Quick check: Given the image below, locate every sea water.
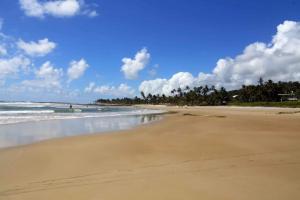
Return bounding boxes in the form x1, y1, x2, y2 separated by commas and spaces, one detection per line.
0, 102, 164, 148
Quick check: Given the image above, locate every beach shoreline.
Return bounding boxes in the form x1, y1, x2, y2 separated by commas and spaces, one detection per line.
1, 106, 300, 199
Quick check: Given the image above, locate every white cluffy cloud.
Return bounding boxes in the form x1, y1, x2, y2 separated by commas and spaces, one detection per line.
22, 61, 63, 90
0, 56, 31, 80
67, 58, 89, 82
0, 18, 90, 100
140, 20, 300, 96
85, 82, 135, 97
121, 48, 150, 80
17, 38, 56, 57
19, 0, 97, 18
0, 45, 7, 56
139, 72, 196, 96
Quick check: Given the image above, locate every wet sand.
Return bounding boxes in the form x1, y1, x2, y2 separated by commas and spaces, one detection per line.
0, 106, 300, 200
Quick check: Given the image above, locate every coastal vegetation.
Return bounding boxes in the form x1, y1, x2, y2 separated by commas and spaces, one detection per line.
96, 79, 300, 107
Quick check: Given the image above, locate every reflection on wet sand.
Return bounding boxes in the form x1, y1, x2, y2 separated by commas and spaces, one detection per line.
0, 114, 162, 149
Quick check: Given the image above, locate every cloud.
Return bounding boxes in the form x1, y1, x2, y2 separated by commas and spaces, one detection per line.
17, 38, 56, 57
35, 61, 62, 79
139, 20, 300, 95
0, 18, 89, 101
40, 0, 80, 17
0, 27, 63, 92
121, 48, 150, 80
0, 56, 31, 81
86, 10, 98, 17
0, 45, 7, 56
0, 24, 33, 85
67, 58, 89, 82
139, 72, 196, 96
84, 82, 95, 92
19, 0, 98, 18
85, 83, 135, 97
21, 61, 63, 90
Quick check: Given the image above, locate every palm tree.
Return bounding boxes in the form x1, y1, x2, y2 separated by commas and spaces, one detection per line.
141, 91, 146, 100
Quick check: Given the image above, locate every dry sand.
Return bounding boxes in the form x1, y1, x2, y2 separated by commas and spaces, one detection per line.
0, 106, 300, 200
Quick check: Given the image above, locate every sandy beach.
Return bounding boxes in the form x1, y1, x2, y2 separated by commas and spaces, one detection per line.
0, 106, 300, 200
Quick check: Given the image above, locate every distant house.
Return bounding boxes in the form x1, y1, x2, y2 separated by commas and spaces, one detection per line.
278, 91, 298, 101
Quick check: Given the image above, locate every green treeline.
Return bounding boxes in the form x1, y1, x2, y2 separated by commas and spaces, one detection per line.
96, 79, 300, 107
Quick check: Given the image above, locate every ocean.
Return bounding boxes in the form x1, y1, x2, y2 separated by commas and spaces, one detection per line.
0, 102, 164, 148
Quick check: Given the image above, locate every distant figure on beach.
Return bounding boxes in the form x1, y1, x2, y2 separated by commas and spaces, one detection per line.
69, 104, 73, 109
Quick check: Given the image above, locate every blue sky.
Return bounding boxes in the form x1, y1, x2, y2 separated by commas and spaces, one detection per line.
0, 0, 300, 102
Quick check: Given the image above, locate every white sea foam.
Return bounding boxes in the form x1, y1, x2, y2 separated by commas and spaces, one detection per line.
0, 109, 164, 125
0, 110, 55, 114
